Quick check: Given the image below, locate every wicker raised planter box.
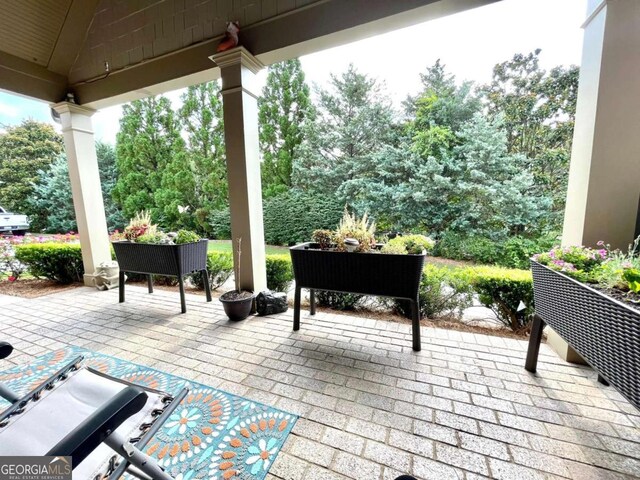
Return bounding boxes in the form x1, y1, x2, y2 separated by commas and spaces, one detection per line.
112, 239, 211, 313
290, 242, 426, 350
526, 260, 640, 410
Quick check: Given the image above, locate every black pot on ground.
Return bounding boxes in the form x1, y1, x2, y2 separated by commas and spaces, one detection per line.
219, 290, 254, 320
526, 260, 640, 411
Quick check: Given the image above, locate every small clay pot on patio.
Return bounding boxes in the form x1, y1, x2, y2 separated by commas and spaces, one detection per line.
219, 290, 254, 321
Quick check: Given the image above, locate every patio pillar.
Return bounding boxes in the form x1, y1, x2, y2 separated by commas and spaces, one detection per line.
562, 0, 640, 250
51, 102, 111, 286
210, 47, 267, 292
553, 0, 640, 363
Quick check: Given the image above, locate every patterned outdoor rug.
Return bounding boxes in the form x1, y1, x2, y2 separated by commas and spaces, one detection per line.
0, 346, 297, 480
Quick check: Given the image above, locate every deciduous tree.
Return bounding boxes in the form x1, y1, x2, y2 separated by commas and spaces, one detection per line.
0, 120, 63, 227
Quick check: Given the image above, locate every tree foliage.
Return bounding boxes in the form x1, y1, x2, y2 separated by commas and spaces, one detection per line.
113, 96, 186, 224
259, 59, 313, 198
29, 142, 124, 233
483, 49, 579, 226
0, 120, 63, 228
293, 64, 394, 201
178, 81, 227, 232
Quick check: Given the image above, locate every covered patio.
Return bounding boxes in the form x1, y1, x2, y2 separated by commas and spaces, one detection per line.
2, 286, 639, 479
1, 0, 640, 478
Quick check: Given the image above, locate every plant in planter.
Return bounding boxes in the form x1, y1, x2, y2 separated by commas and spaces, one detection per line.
112, 213, 211, 313
219, 238, 254, 321
527, 239, 640, 410
292, 211, 433, 351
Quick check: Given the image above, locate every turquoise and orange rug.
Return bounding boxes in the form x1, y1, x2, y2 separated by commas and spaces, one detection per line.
0, 346, 297, 480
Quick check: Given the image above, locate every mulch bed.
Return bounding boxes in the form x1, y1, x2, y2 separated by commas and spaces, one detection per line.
0, 279, 82, 298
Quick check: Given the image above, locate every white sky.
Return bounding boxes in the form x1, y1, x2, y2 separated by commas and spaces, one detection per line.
0, 0, 587, 144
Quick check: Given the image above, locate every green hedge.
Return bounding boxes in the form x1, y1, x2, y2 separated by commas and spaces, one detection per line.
266, 254, 293, 292
263, 191, 344, 245
433, 233, 557, 269
468, 265, 534, 331
191, 253, 293, 292
15, 243, 84, 284
191, 251, 234, 290
207, 192, 343, 245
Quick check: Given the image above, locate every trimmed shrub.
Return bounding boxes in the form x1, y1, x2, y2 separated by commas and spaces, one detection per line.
316, 291, 363, 310
391, 264, 474, 319
263, 191, 344, 245
14, 243, 83, 284
208, 208, 232, 239
467, 266, 534, 331
433, 232, 558, 269
191, 251, 234, 290
266, 254, 293, 292
500, 235, 555, 270
433, 233, 500, 265
207, 192, 343, 245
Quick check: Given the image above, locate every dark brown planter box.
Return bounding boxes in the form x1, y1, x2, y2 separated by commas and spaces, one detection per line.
526, 260, 640, 411
290, 242, 426, 351
112, 239, 211, 313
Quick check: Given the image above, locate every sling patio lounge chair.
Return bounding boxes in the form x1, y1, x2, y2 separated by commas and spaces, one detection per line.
0, 341, 188, 480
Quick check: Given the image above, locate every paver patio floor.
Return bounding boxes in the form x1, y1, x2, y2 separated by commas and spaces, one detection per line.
2, 286, 639, 479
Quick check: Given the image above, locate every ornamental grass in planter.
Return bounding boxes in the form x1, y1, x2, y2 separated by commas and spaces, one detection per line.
290, 210, 433, 351
112, 211, 211, 313
526, 240, 640, 410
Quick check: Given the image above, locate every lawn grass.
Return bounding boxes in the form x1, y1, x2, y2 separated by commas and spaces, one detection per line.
208, 240, 289, 256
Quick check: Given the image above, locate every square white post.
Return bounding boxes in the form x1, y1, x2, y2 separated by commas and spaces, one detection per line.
210, 47, 267, 292
51, 102, 112, 286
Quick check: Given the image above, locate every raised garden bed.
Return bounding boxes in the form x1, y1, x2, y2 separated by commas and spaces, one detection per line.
290, 242, 426, 350
113, 239, 211, 313
526, 260, 640, 410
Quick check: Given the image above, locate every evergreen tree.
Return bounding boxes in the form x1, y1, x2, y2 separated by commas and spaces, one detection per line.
259, 59, 313, 197
178, 81, 227, 233
96, 142, 126, 230
0, 120, 63, 228
113, 96, 185, 222
406, 59, 481, 132
293, 64, 394, 203
346, 114, 550, 237
29, 142, 125, 233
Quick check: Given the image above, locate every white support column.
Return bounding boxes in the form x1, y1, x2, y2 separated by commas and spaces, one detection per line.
562, 0, 640, 250
210, 47, 267, 293
51, 102, 112, 286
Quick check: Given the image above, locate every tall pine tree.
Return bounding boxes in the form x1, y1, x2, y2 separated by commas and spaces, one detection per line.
113, 96, 186, 223
178, 81, 227, 233
258, 59, 313, 197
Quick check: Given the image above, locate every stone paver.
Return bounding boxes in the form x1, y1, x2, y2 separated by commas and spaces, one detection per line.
1, 285, 639, 479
